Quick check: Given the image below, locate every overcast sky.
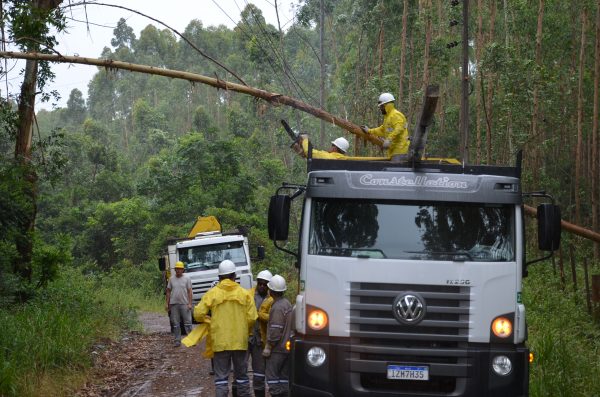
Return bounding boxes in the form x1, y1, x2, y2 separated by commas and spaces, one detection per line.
4, 0, 297, 111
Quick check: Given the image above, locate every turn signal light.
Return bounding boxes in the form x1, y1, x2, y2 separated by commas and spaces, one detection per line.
308, 309, 328, 331
491, 317, 513, 338
529, 352, 534, 363
286, 340, 291, 351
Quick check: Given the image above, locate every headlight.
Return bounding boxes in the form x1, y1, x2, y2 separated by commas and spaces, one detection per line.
492, 355, 512, 376
308, 309, 328, 331
491, 316, 513, 338
306, 346, 327, 367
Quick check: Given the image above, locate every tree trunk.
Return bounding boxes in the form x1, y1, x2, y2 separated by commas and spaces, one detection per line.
422, 0, 432, 92
475, 0, 484, 164
13, 0, 62, 282
378, 20, 384, 80
486, 0, 497, 164
399, 0, 408, 107
593, 0, 600, 258
0, 51, 385, 146
531, 0, 545, 177
503, 0, 513, 163
408, 34, 415, 123
319, 0, 326, 147
575, 9, 587, 226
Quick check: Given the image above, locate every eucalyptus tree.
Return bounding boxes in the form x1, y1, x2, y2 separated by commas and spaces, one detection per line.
0, 0, 65, 291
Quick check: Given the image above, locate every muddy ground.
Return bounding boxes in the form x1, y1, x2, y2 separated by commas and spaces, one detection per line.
76, 312, 217, 396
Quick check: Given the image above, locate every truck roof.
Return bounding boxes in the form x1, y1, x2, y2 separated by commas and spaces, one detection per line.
307, 157, 521, 178
169, 233, 246, 247
305, 156, 523, 204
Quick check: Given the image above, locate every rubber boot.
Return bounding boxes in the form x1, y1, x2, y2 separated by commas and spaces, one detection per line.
253, 389, 265, 397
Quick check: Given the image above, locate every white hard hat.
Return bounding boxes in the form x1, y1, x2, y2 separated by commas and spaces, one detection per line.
267, 274, 287, 292
218, 259, 236, 276
331, 137, 349, 153
377, 92, 395, 106
256, 269, 273, 282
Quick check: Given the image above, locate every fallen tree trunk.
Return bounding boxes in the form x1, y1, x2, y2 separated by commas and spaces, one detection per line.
0, 51, 380, 146
524, 204, 600, 243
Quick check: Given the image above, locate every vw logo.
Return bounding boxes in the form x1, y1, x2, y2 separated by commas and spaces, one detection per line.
392, 293, 426, 325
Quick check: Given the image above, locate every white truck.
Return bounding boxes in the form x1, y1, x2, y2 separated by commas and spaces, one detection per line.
159, 216, 262, 305
268, 91, 561, 396
268, 156, 561, 397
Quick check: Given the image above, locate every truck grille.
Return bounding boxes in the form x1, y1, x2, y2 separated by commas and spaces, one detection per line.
190, 277, 243, 302
349, 282, 471, 394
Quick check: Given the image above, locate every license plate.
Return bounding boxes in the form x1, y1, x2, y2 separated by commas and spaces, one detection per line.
386, 365, 429, 381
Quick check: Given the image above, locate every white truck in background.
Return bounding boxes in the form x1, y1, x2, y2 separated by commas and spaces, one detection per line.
158, 216, 263, 305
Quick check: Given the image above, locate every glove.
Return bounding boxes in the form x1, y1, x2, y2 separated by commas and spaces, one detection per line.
291, 141, 304, 156
360, 125, 370, 134
262, 344, 272, 358
382, 139, 391, 149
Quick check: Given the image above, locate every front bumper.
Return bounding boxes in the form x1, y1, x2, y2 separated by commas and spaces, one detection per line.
290, 336, 529, 397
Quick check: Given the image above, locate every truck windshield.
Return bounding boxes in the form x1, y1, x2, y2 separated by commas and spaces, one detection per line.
178, 241, 247, 272
309, 199, 515, 261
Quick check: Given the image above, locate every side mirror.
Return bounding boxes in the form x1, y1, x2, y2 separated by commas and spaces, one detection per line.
158, 257, 166, 271
256, 245, 266, 261
537, 203, 561, 251
268, 195, 291, 241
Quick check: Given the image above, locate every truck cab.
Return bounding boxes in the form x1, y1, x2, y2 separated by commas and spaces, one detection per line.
268, 158, 560, 397
159, 216, 261, 305
171, 231, 254, 304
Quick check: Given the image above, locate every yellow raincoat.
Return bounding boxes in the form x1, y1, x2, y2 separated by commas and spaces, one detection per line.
194, 278, 257, 352
249, 286, 274, 348
181, 321, 214, 358
257, 295, 273, 347
302, 138, 347, 159
368, 102, 409, 157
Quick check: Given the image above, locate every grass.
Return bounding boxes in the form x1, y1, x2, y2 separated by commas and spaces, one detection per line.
525, 263, 600, 397
0, 262, 164, 396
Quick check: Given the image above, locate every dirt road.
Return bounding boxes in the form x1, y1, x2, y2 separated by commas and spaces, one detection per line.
77, 312, 217, 396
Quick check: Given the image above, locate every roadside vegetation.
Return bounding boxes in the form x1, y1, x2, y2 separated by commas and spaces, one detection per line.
526, 262, 600, 396
0, 263, 162, 396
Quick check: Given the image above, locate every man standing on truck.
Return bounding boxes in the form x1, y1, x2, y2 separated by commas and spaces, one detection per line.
249, 270, 274, 397
165, 261, 193, 347
262, 275, 293, 397
361, 92, 409, 160
194, 259, 257, 397
292, 135, 349, 159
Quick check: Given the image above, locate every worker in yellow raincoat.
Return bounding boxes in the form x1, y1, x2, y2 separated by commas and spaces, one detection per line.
194, 260, 257, 397
361, 92, 409, 160
248, 270, 274, 397
292, 135, 349, 159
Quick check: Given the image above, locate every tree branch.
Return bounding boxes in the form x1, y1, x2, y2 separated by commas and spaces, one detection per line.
0, 50, 379, 145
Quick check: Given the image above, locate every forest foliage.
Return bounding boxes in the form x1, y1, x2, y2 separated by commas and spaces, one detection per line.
0, 0, 599, 396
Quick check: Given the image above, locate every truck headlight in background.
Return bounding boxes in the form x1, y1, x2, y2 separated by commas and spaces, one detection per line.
308, 309, 328, 331
491, 316, 513, 338
492, 355, 512, 376
306, 346, 327, 367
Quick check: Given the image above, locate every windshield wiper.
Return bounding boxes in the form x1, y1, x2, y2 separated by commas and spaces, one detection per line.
405, 250, 473, 261
318, 247, 386, 258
